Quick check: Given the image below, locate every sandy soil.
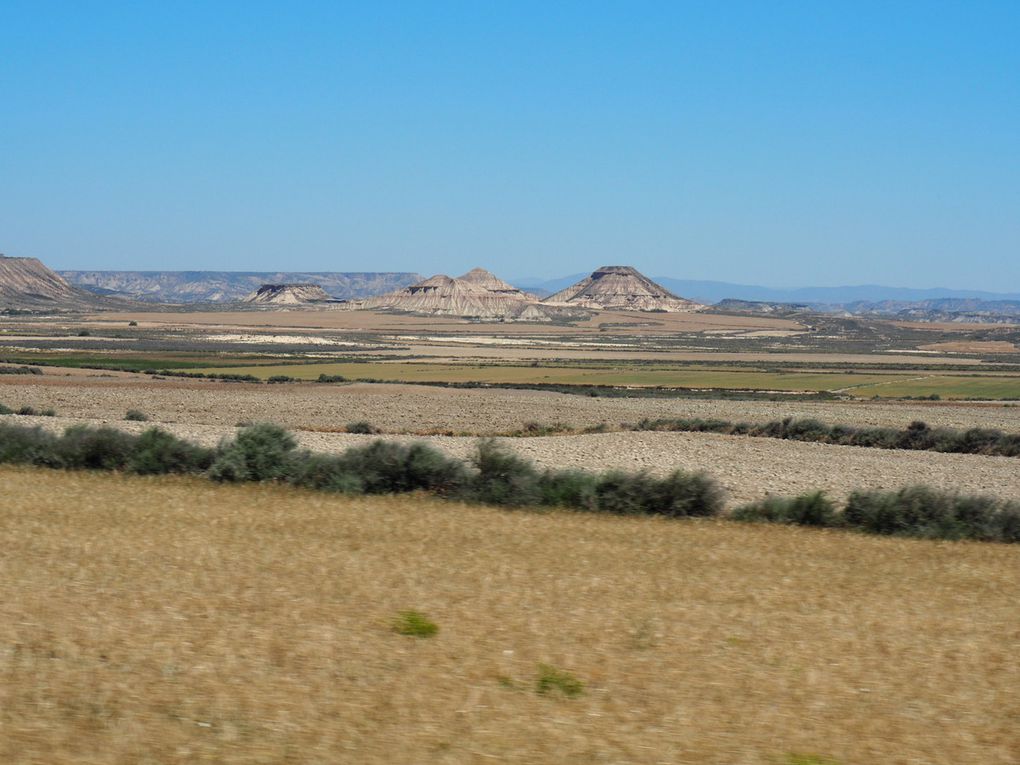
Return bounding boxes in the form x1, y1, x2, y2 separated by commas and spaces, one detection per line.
4, 376, 1020, 433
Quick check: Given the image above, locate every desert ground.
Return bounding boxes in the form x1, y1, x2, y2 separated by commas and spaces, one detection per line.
2, 467, 1017, 765
2, 306, 1019, 764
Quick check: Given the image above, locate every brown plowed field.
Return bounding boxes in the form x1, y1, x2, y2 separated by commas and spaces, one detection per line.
3, 375, 1020, 433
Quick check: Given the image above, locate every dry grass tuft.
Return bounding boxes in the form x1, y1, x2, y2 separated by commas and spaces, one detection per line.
1, 466, 1017, 764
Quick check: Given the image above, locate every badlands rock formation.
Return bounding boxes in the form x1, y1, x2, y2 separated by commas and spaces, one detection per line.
0, 254, 97, 309
544, 265, 703, 312
354, 268, 551, 319
61, 270, 422, 303
242, 284, 334, 305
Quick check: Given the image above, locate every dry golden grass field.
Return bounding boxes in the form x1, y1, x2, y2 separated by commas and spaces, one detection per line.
1, 467, 1017, 764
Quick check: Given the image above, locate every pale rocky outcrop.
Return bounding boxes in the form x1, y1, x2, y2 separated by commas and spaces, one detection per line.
352, 268, 551, 319
544, 265, 703, 312
0, 254, 99, 309
242, 284, 334, 305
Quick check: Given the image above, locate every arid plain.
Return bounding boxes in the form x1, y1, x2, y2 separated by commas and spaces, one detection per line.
2, 303, 1020, 764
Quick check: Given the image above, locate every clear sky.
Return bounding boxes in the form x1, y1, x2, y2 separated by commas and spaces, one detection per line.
1, 1, 1018, 288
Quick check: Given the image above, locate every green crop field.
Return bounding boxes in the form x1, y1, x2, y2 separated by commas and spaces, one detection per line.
847, 375, 1020, 400
199, 361, 894, 389
197, 361, 1020, 399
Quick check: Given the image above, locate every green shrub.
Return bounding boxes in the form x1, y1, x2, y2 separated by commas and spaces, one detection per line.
538, 469, 599, 510
209, 423, 298, 482
127, 428, 215, 475
0, 422, 62, 466
469, 439, 542, 506
0, 403, 11, 415
843, 486, 1019, 542
535, 664, 584, 697
393, 610, 438, 638
346, 421, 380, 434
267, 375, 297, 384
332, 440, 469, 495
286, 452, 364, 493
124, 409, 149, 422
732, 492, 837, 526
54, 425, 137, 470
594, 469, 722, 517
16, 406, 36, 416
317, 374, 348, 383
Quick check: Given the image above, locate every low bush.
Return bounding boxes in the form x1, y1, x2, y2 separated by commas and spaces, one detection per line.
469, 439, 543, 507
54, 425, 137, 470
0, 422, 62, 466
127, 428, 215, 475
267, 375, 297, 384
322, 440, 469, 495
732, 492, 837, 526
209, 423, 298, 482
346, 421, 380, 435
535, 664, 584, 697
735, 486, 1019, 543
0, 403, 12, 415
124, 409, 149, 422
317, 374, 348, 383
392, 610, 438, 638
595, 469, 723, 518
631, 415, 1020, 459
843, 487, 1020, 542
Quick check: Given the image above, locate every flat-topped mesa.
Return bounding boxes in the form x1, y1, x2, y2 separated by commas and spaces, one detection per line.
543, 265, 703, 312
242, 283, 333, 305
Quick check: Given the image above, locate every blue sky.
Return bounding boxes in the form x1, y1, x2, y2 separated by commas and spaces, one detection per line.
1, 1, 1018, 288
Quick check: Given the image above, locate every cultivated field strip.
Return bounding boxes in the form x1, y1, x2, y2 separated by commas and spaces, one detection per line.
3, 377, 1020, 433
1, 467, 1017, 764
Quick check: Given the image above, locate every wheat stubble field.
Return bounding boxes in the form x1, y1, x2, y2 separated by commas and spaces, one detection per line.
1, 467, 1017, 765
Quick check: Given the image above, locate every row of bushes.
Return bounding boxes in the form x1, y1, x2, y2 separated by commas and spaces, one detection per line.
0, 365, 44, 376
145, 370, 263, 383
0, 404, 56, 417
635, 416, 1020, 458
1, 420, 1015, 543
733, 488, 1020, 543
0, 421, 723, 518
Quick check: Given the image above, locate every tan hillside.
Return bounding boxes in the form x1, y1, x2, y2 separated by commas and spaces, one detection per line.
352, 268, 556, 319
0, 254, 82, 307
544, 265, 703, 312
457, 267, 537, 300
241, 283, 333, 305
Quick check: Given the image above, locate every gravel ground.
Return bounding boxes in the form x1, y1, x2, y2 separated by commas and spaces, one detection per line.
10, 413, 1020, 509
3, 376, 1020, 433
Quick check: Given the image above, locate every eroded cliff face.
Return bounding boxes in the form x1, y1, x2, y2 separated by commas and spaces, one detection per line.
59, 271, 423, 303
353, 268, 559, 319
241, 284, 334, 305
544, 266, 703, 312
0, 255, 87, 308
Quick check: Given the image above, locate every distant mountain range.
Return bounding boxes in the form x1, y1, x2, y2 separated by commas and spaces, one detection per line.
514, 275, 1020, 306
60, 271, 423, 303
